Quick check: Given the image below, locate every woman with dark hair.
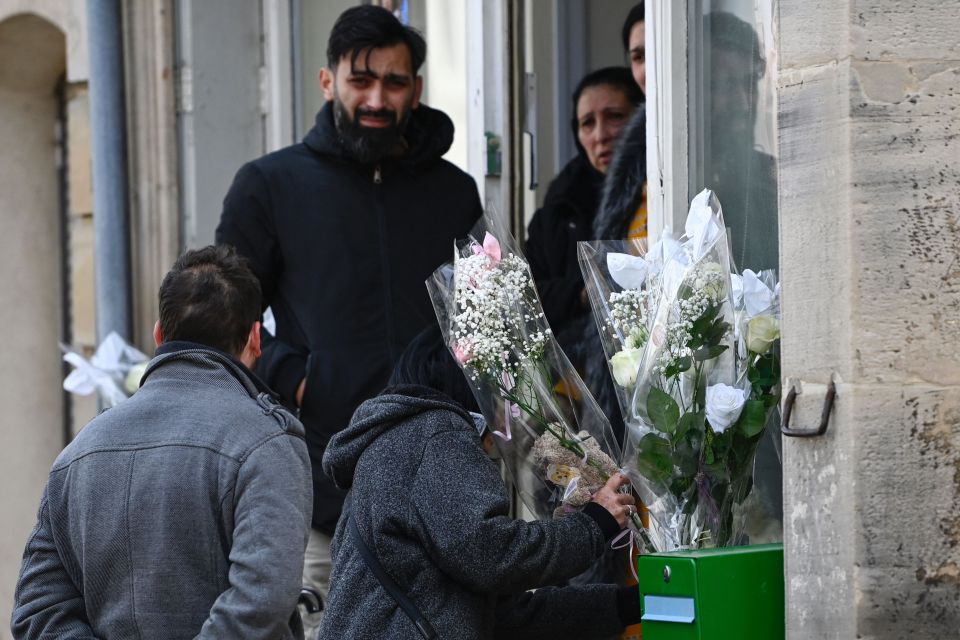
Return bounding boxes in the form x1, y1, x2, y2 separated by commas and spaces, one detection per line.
525, 67, 642, 375
317, 326, 641, 639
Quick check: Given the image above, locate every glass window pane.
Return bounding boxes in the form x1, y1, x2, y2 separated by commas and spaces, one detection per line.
690, 1, 778, 273
689, 0, 782, 544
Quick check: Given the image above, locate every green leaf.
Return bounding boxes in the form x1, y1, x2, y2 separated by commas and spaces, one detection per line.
762, 392, 781, 410
674, 411, 703, 443
691, 304, 721, 335
647, 387, 680, 435
736, 399, 768, 437
663, 356, 692, 379
705, 461, 730, 484
674, 438, 700, 476
749, 353, 780, 392
636, 433, 673, 484
704, 318, 732, 344
705, 446, 715, 464
693, 344, 729, 362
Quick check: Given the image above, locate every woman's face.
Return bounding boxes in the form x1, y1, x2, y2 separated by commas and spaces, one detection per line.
576, 84, 634, 174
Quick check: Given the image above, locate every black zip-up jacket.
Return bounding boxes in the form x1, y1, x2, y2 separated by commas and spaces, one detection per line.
217, 102, 482, 532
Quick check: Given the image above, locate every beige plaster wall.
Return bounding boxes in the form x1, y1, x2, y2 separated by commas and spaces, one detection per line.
0, 12, 68, 635
779, 0, 960, 636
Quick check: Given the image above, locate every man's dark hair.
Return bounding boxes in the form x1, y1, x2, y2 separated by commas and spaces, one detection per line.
570, 66, 643, 147
326, 5, 427, 75
158, 245, 262, 355
707, 11, 766, 78
388, 325, 480, 413
621, 2, 644, 52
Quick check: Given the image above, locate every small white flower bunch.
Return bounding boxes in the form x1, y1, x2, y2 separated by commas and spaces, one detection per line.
451, 233, 550, 383
607, 288, 655, 348
653, 261, 727, 376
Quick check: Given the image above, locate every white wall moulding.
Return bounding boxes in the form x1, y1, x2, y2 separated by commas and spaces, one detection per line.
124, 0, 180, 352
645, 0, 688, 236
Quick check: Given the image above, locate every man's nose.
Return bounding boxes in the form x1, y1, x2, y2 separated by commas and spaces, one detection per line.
365, 84, 385, 110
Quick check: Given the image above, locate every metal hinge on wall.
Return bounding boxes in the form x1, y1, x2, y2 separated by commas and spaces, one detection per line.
781, 379, 837, 438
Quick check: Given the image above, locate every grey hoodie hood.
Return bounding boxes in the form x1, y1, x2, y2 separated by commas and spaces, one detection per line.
322, 384, 474, 491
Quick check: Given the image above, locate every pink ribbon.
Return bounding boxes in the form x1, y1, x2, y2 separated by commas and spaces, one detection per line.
472, 232, 502, 264
494, 399, 520, 441
610, 528, 639, 583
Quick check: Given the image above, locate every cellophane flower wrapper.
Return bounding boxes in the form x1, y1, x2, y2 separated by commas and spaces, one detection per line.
427, 214, 623, 522
604, 189, 781, 551
579, 238, 668, 426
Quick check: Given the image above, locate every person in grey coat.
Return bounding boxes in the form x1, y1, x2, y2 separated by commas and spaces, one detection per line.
11, 246, 313, 640
318, 327, 640, 639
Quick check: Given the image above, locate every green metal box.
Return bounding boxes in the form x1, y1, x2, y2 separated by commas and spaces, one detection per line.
638, 543, 784, 639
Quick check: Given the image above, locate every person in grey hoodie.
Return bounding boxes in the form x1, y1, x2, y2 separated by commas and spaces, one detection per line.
11, 246, 313, 639
318, 327, 641, 639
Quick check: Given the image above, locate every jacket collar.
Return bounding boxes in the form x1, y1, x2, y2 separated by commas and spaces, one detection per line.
145, 341, 276, 400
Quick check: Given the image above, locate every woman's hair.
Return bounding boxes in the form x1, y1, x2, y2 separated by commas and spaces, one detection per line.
621, 2, 645, 53
388, 325, 480, 413
570, 66, 643, 155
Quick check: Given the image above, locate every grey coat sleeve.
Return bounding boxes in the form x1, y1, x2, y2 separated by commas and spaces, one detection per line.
409, 428, 608, 595
11, 492, 99, 639
195, 432, 312, 639
494, 584, 627, 640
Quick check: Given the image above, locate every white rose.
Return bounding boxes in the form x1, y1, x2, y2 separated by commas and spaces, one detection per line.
123, 362, 149, 395
705, 383, 747, 433
610, 348, 644, 388
746, 315, 780, 354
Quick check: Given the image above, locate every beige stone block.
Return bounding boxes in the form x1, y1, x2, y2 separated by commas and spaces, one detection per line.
852, 383, 960, 633
851, 0, 960, 62
786, 382, 960, 636
70, 215, 96, 348
778, 61, 856, 382
67, 88, 93, 217
846, 65, 960, 385
784, 381, 858, 638
0, 0, 88, 82
778, 0, 851, 69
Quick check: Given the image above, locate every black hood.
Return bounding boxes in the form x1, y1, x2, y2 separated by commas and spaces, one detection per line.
303, 101, 455, 168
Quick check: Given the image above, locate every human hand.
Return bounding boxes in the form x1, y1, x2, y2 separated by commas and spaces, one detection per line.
296, 378, 306, 408
590, 473, 637, 529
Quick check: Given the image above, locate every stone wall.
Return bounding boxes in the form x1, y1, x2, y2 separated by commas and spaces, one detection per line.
779, 1, 960, 636
0, 9, 70, 636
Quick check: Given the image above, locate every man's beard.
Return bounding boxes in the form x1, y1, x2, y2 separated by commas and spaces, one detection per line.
333, 98, 411, 165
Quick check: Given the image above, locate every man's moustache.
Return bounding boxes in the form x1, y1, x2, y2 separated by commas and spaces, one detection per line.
354, 108, 396, 125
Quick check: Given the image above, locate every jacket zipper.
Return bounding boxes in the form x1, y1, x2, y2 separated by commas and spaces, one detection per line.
372, 168, 397, 362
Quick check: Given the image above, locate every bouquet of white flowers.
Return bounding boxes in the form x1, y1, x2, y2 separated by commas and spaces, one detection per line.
61, 332, 149, 407
580, 190, 781, 551
428, 215, 624, 521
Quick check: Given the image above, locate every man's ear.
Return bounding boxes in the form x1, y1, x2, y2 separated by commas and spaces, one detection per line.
238, 321, 262, 369
412, 75, 423, 109
320, 67, 336, 102
247, 321, 262, 360
153, 320, 163, 348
